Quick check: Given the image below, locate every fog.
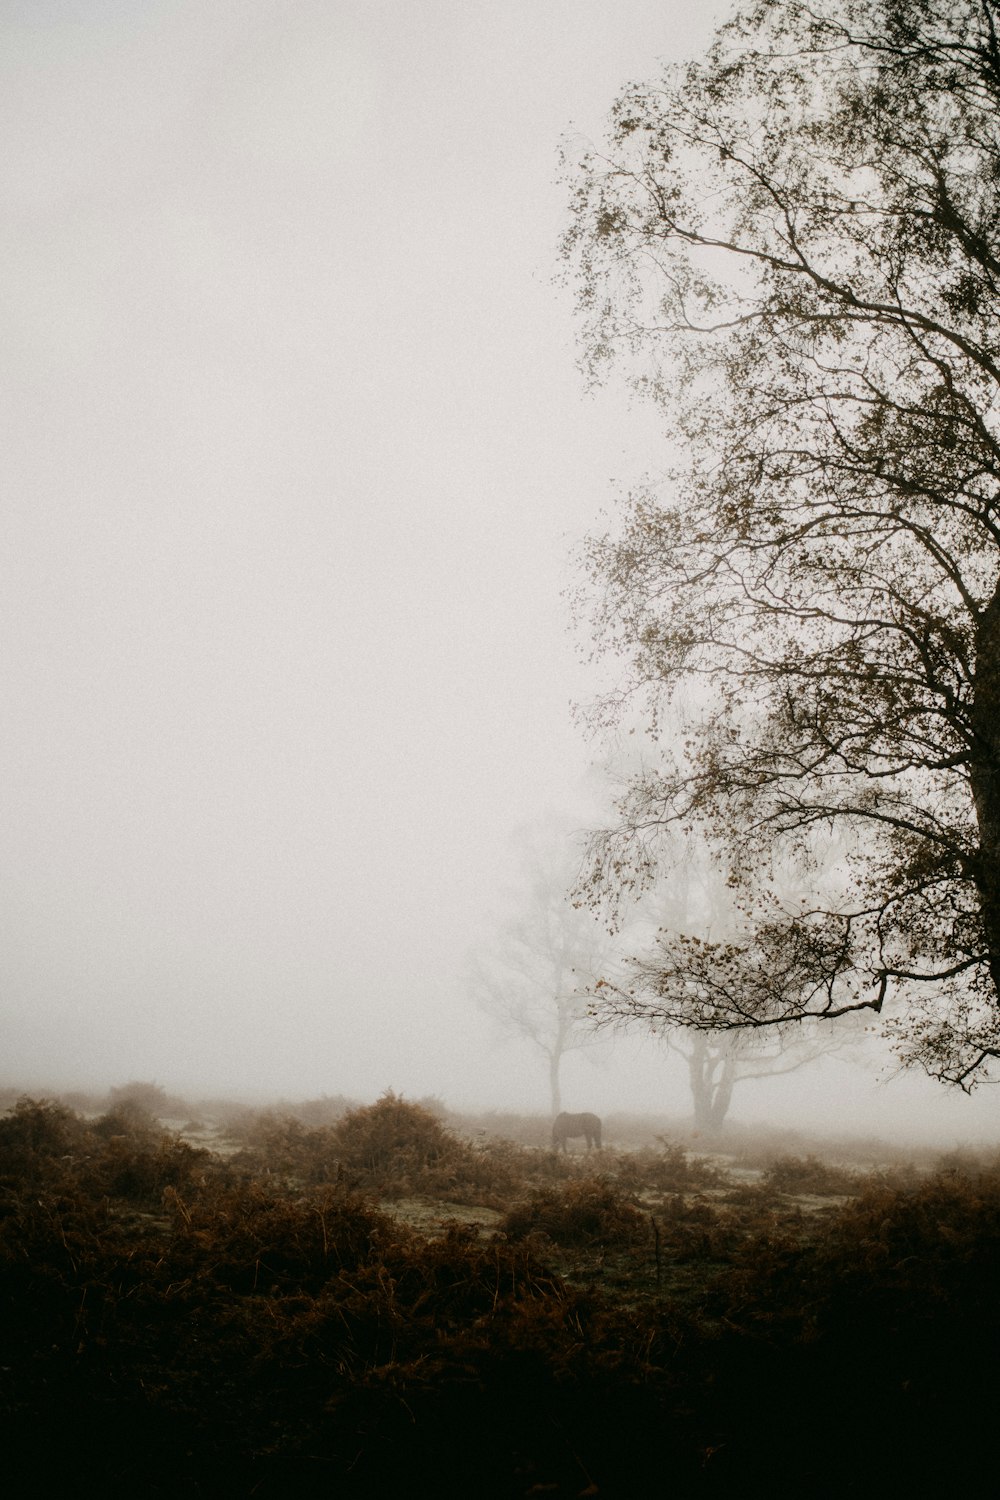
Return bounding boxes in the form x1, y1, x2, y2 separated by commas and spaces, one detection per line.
2, 0, 999, 1146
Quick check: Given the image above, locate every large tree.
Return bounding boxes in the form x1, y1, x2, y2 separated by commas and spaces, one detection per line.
563, 0, 1000, 1087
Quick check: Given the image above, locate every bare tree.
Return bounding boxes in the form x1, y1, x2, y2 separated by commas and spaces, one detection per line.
598, 818, 857, 1130
667, 1023, 859, 1133
562, 0, 1000, 1088
469, 822, 621, 1115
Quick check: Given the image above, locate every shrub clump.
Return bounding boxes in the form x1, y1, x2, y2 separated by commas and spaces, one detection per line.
499, 1177, 648, 1247
226, 1094, 518, 1205
331, 1092, 516, 1203
0, 1095, 210, 1206
229, 1113, 342, 1184
762, 1154, 858, 1197
613, 1139, 722, 1195
82, 1133, 210, 1202
333, 1092, 451, 1176
0, 1097, 86, 1173
106, 1080, 176, 1117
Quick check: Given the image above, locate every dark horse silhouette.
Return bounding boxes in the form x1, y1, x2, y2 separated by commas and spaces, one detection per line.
551, 1111, 602, 1152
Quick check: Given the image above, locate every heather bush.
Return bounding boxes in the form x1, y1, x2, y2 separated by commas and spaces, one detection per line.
229, 1113, 343, 1184
499, 1177, 648, 1247
613, 1139, 722, 1196
83, 1133, 210, 1202
0, 1097, 85, 1171
762, 1154, 858, 1197
332, 1092, 451, 1175
91, 1099, 161, 1140
331, 1092, 516, 1203
106, 1080, 175, 1116
224, 1094, 518, 1205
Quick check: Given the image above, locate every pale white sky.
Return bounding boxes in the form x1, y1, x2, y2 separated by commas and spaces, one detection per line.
2, 0, 999, 1143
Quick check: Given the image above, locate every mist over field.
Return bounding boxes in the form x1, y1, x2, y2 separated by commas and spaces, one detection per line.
7, 7, 1000, 1498
3, 0, 999, 1151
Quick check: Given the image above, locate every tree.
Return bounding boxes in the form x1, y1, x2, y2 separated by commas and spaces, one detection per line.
671, 1026, 847, 1134
469, 822, 622, 1115
597, 812, 859, 1129
562, 0, 1000, 1088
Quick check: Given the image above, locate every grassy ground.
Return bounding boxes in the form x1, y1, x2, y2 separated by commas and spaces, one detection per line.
2, 1089, 999, 1497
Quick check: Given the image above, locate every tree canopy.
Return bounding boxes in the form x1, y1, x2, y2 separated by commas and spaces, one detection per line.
562, 0, 1000, 1087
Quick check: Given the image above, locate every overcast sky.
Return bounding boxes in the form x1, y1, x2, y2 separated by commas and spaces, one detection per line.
3, 0, 999, 1142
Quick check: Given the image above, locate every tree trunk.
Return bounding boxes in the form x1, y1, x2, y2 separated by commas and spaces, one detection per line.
687, 1036, 736, 1135
705, 1057, 735, 1134
548, 1049, 562, 1118
972, 588, 1000, 1000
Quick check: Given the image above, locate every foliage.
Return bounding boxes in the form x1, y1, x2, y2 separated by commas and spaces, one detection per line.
762, 1153, 859, 1196
614, 1137, 722, 1193
0, 1096, 86, 1170
0, 1094, 211, 1205
228, 1112, 344, 1184
331, 1091, 513, 1202
228, 1093, 520, 1205
333, 1091, 450, 1175
107, 1080, 175, 1116
499, 1176, 649, 1246
3, 1094, 1000, 1494
563, 0, 1000, 1088
91, 1098, 161, 1139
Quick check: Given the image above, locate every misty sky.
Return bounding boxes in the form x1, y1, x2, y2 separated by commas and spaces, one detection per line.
3, 0, 999, 1141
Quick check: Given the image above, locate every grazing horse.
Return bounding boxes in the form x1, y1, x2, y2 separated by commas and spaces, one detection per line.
551, 1111, 602, 1152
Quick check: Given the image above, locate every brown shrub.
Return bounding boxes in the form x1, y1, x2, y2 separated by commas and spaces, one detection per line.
82, 1134, 211, 1202
225, 1094, 517, 1206
106, 1080, 176, 1117
163, 1180, 399, 1293
91, 1099, 161, 1141
331, 1092, 516, 1204
0, 1095, 214, 1209
612, 1139, 722, 1196
499, 1177, 648, 1247
229, 1113, 343, 1184
0, 1097, 86, 1171
762, 1154, 858, 1197
825, 1164, 1000, 1275
333, 1092, 449, 1176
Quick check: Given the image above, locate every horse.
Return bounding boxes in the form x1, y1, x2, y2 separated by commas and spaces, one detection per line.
551, 1111, 602, 1152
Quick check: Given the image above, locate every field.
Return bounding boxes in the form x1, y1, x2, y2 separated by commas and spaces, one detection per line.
2, 1088, 999, 1497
